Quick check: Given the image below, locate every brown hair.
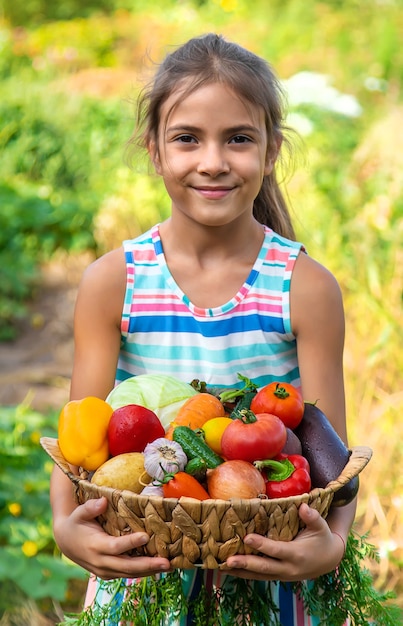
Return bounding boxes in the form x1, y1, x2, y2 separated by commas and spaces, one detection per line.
128, 33, 296, 240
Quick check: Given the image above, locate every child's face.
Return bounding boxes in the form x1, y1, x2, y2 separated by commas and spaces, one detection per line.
149, 81, 275, 228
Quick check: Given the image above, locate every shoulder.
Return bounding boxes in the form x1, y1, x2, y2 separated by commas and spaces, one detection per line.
81, 247, 126, 289
76, 247, 127, 323
290, 252, 344, 337
293, 252, 342, 299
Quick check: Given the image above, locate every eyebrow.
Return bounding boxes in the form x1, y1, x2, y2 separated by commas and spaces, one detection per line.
166, 124, 261, 134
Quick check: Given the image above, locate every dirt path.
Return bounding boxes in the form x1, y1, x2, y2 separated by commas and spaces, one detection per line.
0, 256, 92, 412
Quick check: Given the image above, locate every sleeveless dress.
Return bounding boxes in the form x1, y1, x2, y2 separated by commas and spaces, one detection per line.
84, 224, 347, 625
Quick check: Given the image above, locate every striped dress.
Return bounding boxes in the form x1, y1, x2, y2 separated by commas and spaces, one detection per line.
116, 224, 301, 388
84, 223, 346, 625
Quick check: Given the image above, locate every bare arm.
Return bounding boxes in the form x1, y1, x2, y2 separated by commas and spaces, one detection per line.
70, 248, 126, 400
226, 252, 355, 580
290, 251, 356, 551
51, 248, 124, 526
50, 248, 171, 578
291, 252, 347, 441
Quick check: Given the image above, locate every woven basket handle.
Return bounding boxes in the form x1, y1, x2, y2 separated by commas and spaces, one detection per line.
325, 445, 372, 492
40, 436, 81, 484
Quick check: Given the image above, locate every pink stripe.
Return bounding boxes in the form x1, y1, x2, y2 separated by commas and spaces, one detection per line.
215, 570, 223, 587
239, 302, 283, 314
285, 255, 298, 271
192, 305, 207, 316
129, 294, 184, 304
132, 248, 157, 261
205, 569, 214, 593
295, 589, 306, 625
129, 300, 283, 315
130, 302, 190, 313
265, 248, 293, 262
246, 292, 283, 302
130, 292, 179, 300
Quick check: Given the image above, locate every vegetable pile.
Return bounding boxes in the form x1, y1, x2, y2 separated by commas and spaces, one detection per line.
54, 377, 400, 626
57, 373, 357, 505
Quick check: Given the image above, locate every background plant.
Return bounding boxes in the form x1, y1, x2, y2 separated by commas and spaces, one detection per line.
0, 399, 87, 620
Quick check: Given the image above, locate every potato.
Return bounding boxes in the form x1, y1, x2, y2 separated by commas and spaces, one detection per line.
91, 452, 151, 493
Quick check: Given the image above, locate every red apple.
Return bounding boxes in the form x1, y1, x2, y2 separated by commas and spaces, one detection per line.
107, 404, 164, 457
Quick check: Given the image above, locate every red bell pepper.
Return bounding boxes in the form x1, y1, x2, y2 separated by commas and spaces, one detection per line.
254, 453, 311, 498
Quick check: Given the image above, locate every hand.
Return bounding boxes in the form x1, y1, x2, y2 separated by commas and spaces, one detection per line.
224, 503, 345, 581
54, 497, 171, 579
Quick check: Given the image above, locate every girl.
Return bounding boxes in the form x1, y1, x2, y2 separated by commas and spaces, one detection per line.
50, 33, 354, 624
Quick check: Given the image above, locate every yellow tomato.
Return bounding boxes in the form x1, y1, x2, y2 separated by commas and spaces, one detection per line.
202, 417, 233, 455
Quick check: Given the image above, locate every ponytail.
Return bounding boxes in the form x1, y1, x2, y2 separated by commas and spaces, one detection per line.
253, 172, 295, 240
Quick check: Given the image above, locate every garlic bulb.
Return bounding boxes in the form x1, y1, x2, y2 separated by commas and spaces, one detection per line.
143, 438, 187, 481
141, 482, 164, 497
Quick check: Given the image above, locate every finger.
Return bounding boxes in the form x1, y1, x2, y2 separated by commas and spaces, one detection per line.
242, 533, 287, 560
73, 496, 108, 522
221, 567, 278, 581
91, 525, 172, 576
94, 552, 172, 579
103, 530, 151, 557
298, 502, 322, 528
225, 534, 282, 569
100, 555, 172, 579
224, 552, 287, 579
71, 498, 172, 578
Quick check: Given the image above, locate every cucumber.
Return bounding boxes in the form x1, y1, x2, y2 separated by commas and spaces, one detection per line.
172, 426, 224, 469
184, 457, 208, 483
185, 457, 208, 475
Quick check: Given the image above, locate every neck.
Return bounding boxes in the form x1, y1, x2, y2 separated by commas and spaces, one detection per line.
159, 215, 264, 266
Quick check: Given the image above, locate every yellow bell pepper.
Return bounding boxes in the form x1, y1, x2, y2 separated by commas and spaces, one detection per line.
58, 396, 114, 470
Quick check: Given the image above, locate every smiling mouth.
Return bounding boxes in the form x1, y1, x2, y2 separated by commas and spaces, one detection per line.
193, 186, 234, 199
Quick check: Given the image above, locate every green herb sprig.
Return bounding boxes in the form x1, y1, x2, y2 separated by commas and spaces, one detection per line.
295, 531, 401, 626
59, 531, 402, 626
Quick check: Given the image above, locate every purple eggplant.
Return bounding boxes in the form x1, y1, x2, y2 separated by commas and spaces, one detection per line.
294, 402, 358, 506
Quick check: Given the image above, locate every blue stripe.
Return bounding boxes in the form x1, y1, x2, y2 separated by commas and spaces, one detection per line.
115, 361, 301, 390
154, 237, 163, 255
279, 582, 295, 626
128, 313, 285, 336
246, 267, 259, 285
124, 340, 295, 362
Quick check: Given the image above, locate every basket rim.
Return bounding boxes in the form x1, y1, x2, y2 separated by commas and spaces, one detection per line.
40, 436, 372, 508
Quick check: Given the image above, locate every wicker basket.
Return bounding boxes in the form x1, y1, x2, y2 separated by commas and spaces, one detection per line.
41, 437, 372, 569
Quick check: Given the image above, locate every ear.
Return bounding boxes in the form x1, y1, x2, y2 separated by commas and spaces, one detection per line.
148, 139, 162, 175
264, 134, 283, 175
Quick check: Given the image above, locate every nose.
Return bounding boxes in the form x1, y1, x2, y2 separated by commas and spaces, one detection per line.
196, 142, 230, 177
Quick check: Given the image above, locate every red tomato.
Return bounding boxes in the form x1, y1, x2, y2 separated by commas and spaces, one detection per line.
250, 382, 304, 430
108, 404, 165, 456
162, 472, 210, 500
220, 411, 287, 462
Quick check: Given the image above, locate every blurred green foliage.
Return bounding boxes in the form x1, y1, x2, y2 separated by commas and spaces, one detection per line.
0, 402, 87, 614
2, 0, 118, 26
0, 79, 133, 338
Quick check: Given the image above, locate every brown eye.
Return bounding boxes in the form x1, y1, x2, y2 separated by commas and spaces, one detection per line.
177, 134, 196, 143
230, 135, 252, 144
